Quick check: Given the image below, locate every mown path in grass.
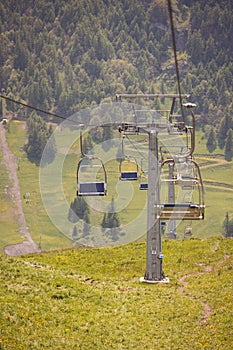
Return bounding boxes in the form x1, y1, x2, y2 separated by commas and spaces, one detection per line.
178, 268, 212, 326
197, 155, 233, 191
203, 180, 233, 191
177, 239, 231, 327
0, 124, 40, 256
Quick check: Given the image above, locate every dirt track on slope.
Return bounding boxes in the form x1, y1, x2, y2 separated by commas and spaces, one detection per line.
0, 123, 40, 256
178, 240, 231, 326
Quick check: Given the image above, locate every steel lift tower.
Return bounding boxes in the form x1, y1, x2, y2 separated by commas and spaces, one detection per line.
116, 93, 205, 283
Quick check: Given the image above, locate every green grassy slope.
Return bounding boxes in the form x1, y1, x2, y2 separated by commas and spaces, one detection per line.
0, 237, 232, 349
0, 121, 71, 252
0, 121, 233, 251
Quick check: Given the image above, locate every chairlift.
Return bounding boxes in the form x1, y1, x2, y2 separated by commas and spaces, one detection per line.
119, 156, 139, 180
139, 159, 148, 190
158, 203, 203, 220
139, 175, 148, 189
76, 130, 107, 196
118, 134, 139, 181
77, 156, 107, 196
158, 158, 205, 220
139, 183, 148, 190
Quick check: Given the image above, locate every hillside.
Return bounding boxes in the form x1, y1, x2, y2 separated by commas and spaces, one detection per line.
0, 0, 232, 127
0, 2, 233, 348
0, 237, 232, 349
0, 118, 233, 253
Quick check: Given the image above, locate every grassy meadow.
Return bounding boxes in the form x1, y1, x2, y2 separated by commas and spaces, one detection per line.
0, 121, 232, 251
0, 121, 71, 252
0, 121, 233, 349
0, 236, 232, 349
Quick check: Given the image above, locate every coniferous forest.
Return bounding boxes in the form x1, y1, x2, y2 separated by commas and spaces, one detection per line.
0, 0, 232, 129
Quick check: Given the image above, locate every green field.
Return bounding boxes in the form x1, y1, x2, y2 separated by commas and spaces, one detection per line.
0, 237, 232, 349
0, 121, 233, 251
0, 121, 233, 349
0, 121, 71, 252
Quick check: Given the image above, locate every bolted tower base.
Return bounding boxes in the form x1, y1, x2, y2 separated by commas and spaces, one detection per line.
139, 276, 169, 284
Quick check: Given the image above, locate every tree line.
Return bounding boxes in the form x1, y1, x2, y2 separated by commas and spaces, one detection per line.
206, 115, 233, 161
0, 0, 232, 129
25, 112, 56, 164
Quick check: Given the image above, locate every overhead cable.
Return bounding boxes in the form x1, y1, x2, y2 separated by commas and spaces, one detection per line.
167, 0, 185, 120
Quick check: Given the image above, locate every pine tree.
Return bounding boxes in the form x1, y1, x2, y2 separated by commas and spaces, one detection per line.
68, 197, 90, 223
83, 211, 91, 237
102, 125, 113, 151
116, 140, 124, 162
83, 132, 93, 154
25, 112, 55, 164
41, 124, 56, 165
68, 201, 78, 223
206, 127, 217, 153
223, 212, 233, 237
218, 115, 232, 149
101, 198, 120, 230
224, 129, 233, 161
101, 213, 108, 230
102, 125, 113, 142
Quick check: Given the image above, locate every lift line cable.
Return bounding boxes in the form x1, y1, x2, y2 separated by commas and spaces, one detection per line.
1, 92, 180, 134
0, 94, 115, 128
0, 93, 67, 121
167, 0, 185, 121
1, 93, 179, 138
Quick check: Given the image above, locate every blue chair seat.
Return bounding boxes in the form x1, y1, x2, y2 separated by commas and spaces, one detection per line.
77, 182, 106, 196
139, 183, 148, 190
120, 171, 138, 180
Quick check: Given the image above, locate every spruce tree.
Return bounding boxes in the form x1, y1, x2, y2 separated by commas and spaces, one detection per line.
116, 141, 124, 162
223, 212, 233, 237
206, 127, 217, 153
41, 124, 56, 165
83, 211, 91, 237
83, 132, 93, 154
25, 112, 55, 164
102, 125, 113, 151
224, 129, 233, 161
218, 115, 232, 149
101, 198, 120, 230
68, 197, 90, 223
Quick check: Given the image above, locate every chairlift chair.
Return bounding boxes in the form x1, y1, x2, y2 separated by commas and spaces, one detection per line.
139, 163, 148, 190
118, 134, 139, 181
139, 183, 148, 190
159, 158, 205, 220
76, 130, 107, 196
119, 156, 139, 180
77, 156, 107, 196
